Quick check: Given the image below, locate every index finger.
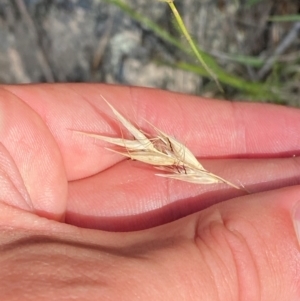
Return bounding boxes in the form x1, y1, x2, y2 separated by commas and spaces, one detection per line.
4, 83, 300, 181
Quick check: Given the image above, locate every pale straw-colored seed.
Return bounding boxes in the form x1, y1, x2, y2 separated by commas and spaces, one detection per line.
76, 95, 241, 190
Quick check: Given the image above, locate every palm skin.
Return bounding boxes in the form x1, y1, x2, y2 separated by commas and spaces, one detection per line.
0, 83, 299, 300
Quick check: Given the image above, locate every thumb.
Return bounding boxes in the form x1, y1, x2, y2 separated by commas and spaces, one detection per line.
194, 186, 300, 300
0, 88, 67, 220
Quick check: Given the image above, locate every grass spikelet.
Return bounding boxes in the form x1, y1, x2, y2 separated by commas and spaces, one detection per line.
76, 95, 241, 190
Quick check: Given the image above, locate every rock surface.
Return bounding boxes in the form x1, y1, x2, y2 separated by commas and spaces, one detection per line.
0, 0, 299, 104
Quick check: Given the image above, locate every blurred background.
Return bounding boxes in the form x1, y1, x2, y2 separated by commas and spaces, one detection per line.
0, 0, 299, 105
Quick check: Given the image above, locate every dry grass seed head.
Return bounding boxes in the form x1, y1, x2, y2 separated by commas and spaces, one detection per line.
76, 95, 241, 190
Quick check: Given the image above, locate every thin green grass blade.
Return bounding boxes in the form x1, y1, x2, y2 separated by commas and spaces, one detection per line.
174, 61, 280, 100
162, 0, 223, 92
211, 53, 264, 67
103, 0, 282, 101
268, 15, 300, 22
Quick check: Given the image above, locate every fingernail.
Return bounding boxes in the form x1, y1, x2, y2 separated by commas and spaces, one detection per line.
292, 201, 300, 246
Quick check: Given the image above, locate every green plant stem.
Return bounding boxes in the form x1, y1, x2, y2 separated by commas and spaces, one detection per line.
162, 0, 222, 91
175, 61, 276, 99
268, 15, 300, 22
103, 0, 280, 100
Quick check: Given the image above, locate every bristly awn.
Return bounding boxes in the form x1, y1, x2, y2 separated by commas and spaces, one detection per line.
75, 95, 242, 190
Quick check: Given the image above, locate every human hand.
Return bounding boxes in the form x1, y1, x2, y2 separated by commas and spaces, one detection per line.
0, 84, 299, 300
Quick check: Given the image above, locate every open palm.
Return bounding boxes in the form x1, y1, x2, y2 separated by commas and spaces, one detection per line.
0, 84, 299, 300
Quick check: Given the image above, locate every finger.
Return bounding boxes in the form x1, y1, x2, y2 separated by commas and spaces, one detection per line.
191, 186, 300, 300
1, 186, 299, 300
66, 155, 300, 231
0, 88, 67, 220
4, 84, 300, 182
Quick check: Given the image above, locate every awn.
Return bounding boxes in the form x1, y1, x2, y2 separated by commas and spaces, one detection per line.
75, 96, 241, 190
